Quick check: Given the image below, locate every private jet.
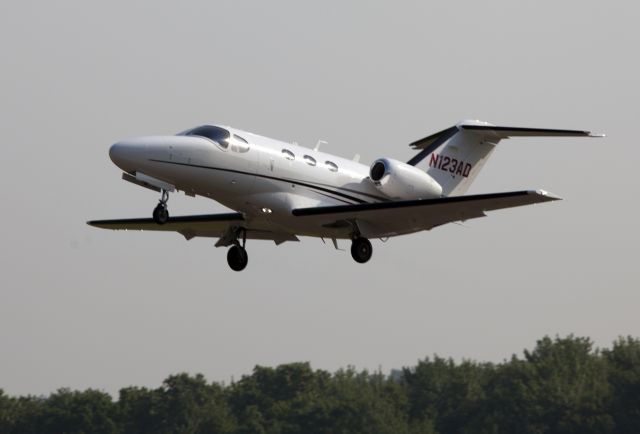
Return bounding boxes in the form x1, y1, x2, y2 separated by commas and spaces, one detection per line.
88, 120, 601, 271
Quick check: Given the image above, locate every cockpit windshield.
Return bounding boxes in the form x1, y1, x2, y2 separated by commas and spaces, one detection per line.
182, 125, 230, 149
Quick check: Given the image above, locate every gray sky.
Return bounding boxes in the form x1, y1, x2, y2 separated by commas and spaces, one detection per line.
1, 1, 638, 396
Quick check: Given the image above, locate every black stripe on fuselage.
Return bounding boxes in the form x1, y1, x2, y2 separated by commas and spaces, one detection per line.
310, 180, 388, 202
311, 190, 355, 205
148, 159, 375, 204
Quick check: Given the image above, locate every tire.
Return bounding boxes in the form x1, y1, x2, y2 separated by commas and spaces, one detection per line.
152, 204, 169, 225
351, 237, 372, 263
227, 245, 248, 271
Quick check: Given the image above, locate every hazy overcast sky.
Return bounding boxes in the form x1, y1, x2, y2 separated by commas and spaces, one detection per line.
1, 1, 638, 396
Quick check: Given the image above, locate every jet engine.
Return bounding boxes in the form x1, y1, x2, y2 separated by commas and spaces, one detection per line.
369, 158, 442, 200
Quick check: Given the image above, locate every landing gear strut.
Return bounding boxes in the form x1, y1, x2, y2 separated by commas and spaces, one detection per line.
351, 237, 372, 264
152, 189, 170, 225
227, 228, 248, 271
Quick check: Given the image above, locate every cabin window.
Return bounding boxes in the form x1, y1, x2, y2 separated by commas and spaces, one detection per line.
231, 134, 250, 153
184, 125, 230, 149
282, 149, 295, 160
234, 134, 248, 144
325, 161, 338, 172
303, 155, 317, 166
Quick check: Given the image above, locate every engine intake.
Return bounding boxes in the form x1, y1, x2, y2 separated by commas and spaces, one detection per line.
370, 160, 387, 182
369, 158, 442, 200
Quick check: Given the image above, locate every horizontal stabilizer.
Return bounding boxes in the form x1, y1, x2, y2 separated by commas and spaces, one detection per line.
410, 123, 602, 150
459, 124, 604, 138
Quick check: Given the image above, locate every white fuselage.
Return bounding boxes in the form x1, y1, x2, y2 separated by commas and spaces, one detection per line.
109, 125, 401, 238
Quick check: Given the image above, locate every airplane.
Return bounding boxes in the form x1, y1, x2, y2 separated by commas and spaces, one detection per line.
88, 119, 601, 271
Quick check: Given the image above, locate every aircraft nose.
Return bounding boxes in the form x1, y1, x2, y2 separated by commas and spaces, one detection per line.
109, 139, 147, 172
108, 141, 124, 164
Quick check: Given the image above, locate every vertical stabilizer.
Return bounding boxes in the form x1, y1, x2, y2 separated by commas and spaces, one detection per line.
407, 120, 597, 196
408, 120, 498, 196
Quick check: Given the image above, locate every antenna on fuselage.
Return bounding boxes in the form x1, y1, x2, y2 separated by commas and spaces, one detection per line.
314, 140, 328, 151
352, 153, 360, 162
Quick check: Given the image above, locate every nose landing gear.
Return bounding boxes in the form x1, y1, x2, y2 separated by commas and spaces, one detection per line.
226, 228, 248, 271
350, 237, 372, 263
152, 189, 170, 225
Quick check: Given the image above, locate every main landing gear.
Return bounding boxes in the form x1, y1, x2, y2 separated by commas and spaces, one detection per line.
350, 237, 372, 264
152, 189, 170, 225
227, 229, 248, 272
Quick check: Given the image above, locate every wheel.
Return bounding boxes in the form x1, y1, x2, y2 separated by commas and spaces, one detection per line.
351, 237, 372, 263
152, 204, 169, 225
227, 245, 248, 271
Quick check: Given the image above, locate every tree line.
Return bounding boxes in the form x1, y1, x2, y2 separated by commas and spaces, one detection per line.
1, 335, 638, 434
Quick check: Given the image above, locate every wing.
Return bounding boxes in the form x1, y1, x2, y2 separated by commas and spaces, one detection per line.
87, 212, 299, 245
292, 190, 560, 238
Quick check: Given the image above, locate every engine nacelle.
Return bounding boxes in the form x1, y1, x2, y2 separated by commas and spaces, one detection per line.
369, 158, 442, 200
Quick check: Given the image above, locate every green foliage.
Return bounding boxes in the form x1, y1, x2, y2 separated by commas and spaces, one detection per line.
1, 395, 44, 434
403, 356, 491, 433
0, 389, 118, 434
117, 373, 235, 434
604, 336, 640, 433
227, 362, 407, 433
481, 336, 613, 434
0, 336, 639, 433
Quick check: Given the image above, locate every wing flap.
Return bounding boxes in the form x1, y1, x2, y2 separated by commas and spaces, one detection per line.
88, 213, 244, 233
87, 213, 299, 244
292, 190, 560, 237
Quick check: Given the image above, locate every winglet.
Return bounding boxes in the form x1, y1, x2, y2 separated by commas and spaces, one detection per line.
532, 189, 562, 201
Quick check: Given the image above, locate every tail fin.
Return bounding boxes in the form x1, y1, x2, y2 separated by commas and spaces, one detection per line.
407, 120, 600, 196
